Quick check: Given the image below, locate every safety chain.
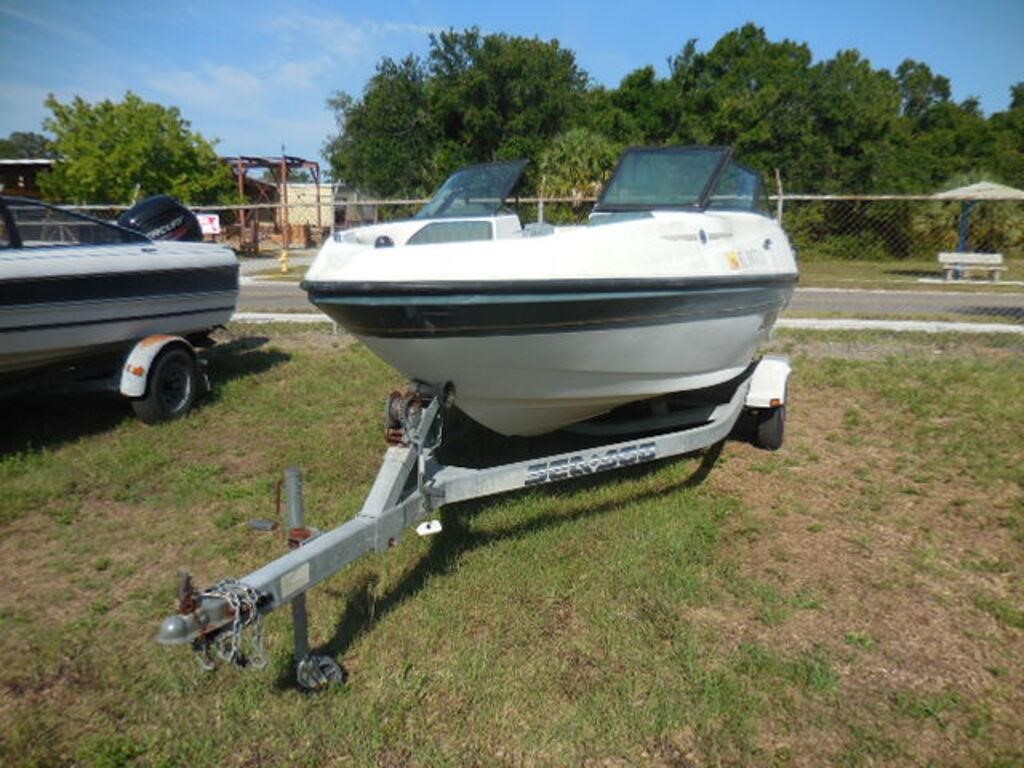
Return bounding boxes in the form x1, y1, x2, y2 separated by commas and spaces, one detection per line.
194, 579, 269, 672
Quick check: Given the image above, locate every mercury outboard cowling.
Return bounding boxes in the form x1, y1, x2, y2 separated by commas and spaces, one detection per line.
118, 195, 203, 241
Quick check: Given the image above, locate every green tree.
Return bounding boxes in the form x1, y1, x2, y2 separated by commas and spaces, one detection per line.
986, 83, 1024, 188
608, 65, 678, 144
324, 28, 588, 197
39, 92, 233, 204
895, 59, 952, 120
893, 98, 994, 191
426, 28, 588, 178
539, 127, 618, 200
809, 50, 902, 191
669, 24, 823, 189
323, 55, 438, 197
577, 86, 636, 146
0, 131, 54, 159
324, 22, 1024, 204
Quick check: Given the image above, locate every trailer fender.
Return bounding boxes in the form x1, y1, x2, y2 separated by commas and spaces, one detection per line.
119, 335, 194, 398
745, 355, 791, 409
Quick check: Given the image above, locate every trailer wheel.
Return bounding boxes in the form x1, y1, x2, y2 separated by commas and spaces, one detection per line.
296, 655, 348, 691
755, 404, 786, 451
132, 347, 197, 424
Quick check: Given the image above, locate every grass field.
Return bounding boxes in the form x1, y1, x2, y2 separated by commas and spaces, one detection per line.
1, 327, 1022, 767
797, 258, 1024, 291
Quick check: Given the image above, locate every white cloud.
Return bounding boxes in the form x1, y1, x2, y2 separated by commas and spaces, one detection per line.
0, 1, 102, 51
149, 62, 290, 113
275, 59, 331, 91
141, 11, 439, 155
1, 6, 441, 159
142, 59, 336, 156
269, 11, 439, 61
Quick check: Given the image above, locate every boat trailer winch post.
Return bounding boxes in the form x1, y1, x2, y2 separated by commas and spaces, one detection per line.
156, 359, 790, 689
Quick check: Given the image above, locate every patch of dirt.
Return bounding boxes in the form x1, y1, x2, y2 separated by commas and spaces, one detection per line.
214, 326, 355, 354
703, 379, 1024, 765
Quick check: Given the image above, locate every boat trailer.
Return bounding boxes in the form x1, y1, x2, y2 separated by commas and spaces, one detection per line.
156, 356, 791, 690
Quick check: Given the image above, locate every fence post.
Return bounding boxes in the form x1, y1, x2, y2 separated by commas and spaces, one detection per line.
775, 168, 784, 224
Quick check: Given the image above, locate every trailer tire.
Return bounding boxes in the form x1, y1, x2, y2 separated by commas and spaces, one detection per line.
755, 404, 786, 451
132, 347, 198, 424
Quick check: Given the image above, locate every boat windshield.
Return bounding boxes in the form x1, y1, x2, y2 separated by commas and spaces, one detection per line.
595, 147, 766, 213
415, 160, 527, 219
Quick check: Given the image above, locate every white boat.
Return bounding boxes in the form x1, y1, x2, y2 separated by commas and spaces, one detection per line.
0, 195, 238, 379
304, 147, 798, 436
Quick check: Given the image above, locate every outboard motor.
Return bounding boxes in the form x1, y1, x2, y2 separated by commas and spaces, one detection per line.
118, 195, 203, 241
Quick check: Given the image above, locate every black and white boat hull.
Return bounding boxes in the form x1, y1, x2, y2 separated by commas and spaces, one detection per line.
359, 308, 781, 436
303, 148, 799, 437
309, 276, 793, 435
1, 241, 238, 378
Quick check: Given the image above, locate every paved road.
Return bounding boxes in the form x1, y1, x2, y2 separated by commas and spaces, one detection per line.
238, 280, 314, 312
789, 287, 1024, 322
238, 281, 1024, 323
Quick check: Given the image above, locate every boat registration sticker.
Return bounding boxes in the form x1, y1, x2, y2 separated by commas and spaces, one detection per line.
727, 251, 742, 270
281, 563, 311, 598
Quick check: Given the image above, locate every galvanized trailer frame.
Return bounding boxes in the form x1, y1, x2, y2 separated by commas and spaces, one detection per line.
157, 356, 791, 689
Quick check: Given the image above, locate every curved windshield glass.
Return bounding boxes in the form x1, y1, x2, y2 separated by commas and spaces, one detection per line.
706, 160, 767, 212
415, 160, 527, 219
598, 147, 757, 211
5, 198, 147, 246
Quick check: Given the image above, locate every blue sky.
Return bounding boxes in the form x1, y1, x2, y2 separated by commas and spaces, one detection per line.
1, 0, 1022, 164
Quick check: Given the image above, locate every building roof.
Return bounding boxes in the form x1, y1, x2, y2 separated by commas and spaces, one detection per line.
932, 181, 1024, 200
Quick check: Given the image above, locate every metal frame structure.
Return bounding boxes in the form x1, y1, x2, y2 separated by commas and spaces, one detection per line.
223, 156, 321, 252
157, 357, 791, 689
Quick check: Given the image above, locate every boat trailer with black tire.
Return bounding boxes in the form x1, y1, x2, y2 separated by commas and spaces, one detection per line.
156, 356, 791, 690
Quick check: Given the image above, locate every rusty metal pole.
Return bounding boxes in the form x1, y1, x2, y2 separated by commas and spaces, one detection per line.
279, 157, 290, 271
313, 162, 322, 234
280, 158, 290, 249
774, 168, 784, 224
236, 159, 246, 252
284, 467, 310, 662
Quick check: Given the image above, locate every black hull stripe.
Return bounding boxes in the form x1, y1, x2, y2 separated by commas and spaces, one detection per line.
302, 273, 798, 297
0, 305, 236, 335
311, 283, 793, 338
0, 265, 239, 307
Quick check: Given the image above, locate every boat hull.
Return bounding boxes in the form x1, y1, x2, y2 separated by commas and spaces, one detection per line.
0, 243, 238, 378
311, 277, 794, 435
0, 294, 237, 376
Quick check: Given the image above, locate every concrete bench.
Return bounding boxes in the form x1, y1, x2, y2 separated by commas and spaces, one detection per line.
938, 252, 1007, 282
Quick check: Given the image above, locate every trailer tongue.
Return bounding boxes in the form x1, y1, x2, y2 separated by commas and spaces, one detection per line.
157, 358, 790, 690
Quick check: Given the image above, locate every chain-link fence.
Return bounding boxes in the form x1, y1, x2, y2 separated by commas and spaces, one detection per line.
63, 194, 1024, 325
62, 194, 1024, 254
778, 196, 1023, 325
781, 196, 1023, 262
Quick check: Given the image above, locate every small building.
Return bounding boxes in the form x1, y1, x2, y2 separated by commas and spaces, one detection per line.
286, 182, 333, 228
285, 183, 379, 229
0, 159, 54, 198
